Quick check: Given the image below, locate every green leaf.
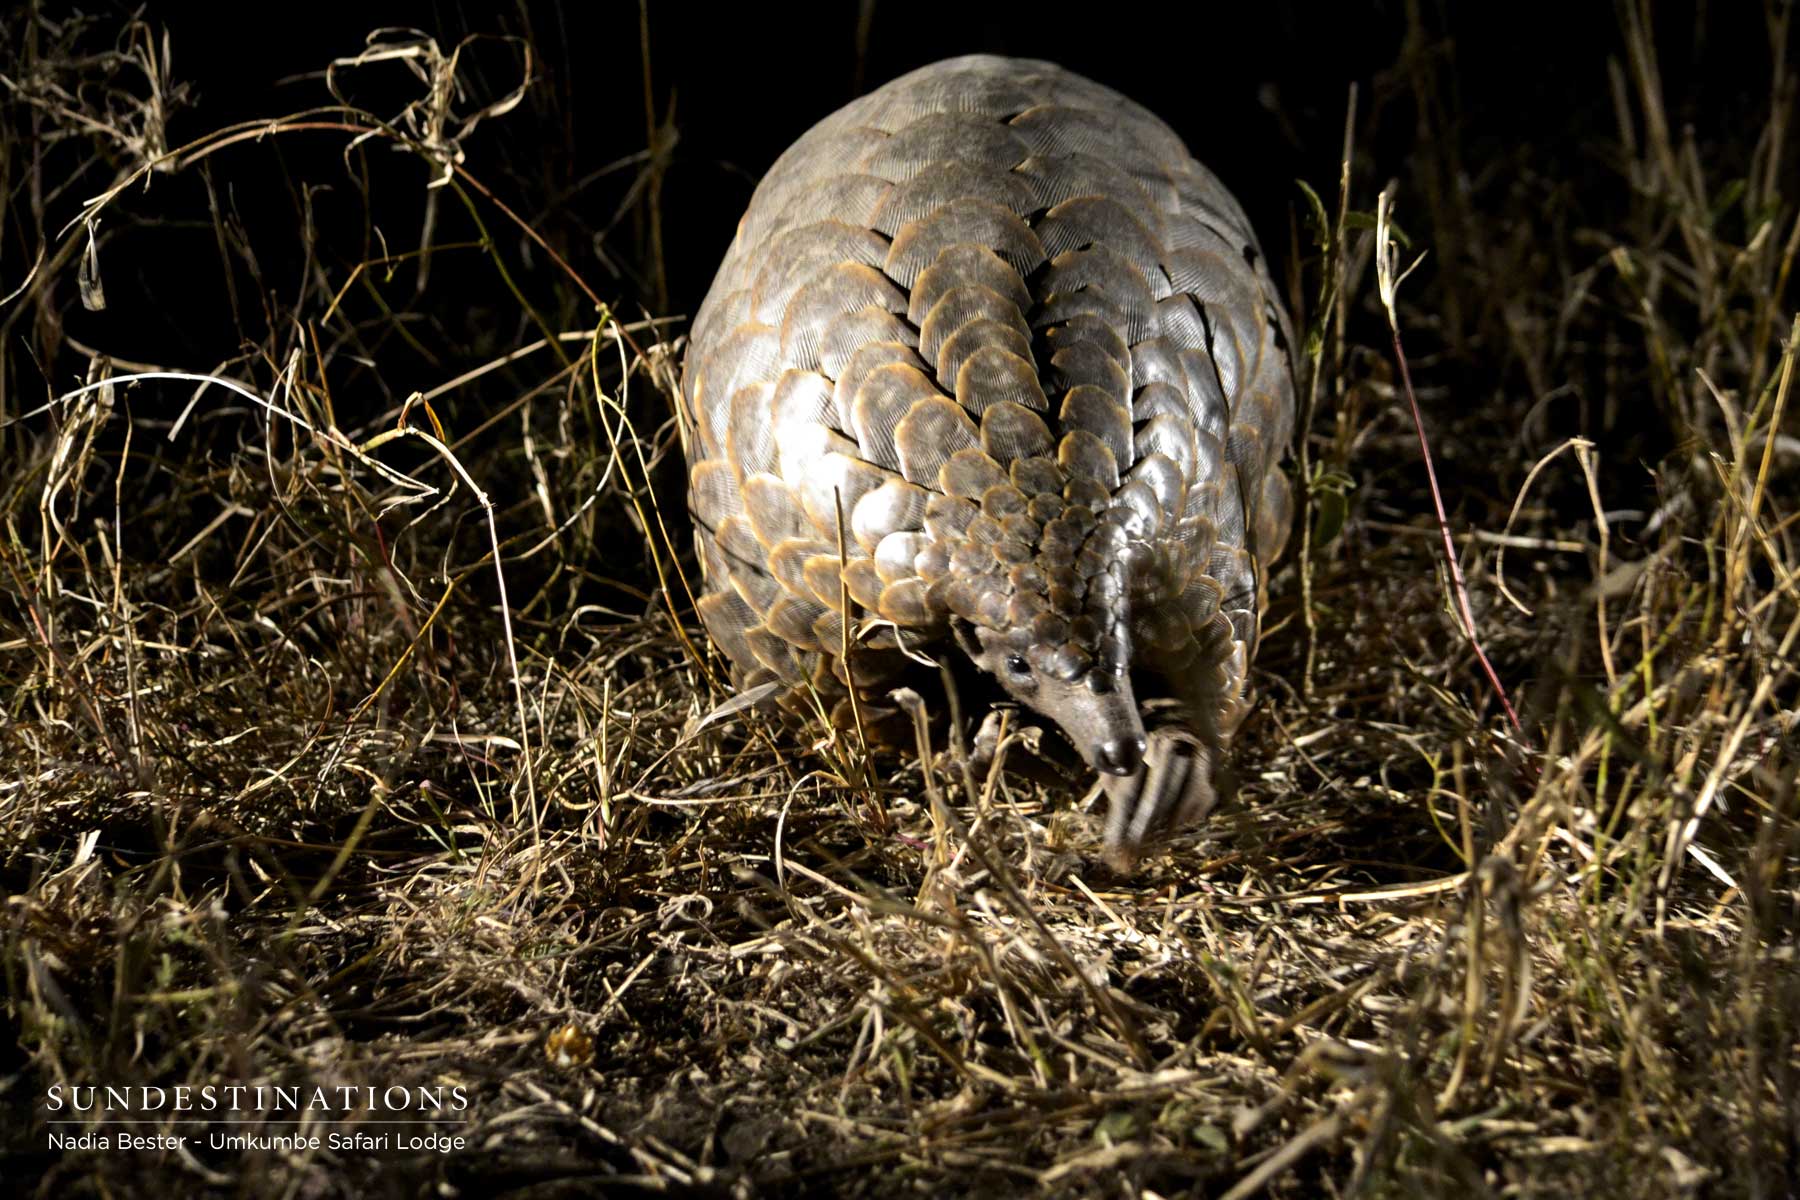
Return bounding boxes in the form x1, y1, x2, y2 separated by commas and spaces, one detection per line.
1312, 488, 1348, 549
1295, 178, 1330, 250
1344, 209, 1413, 248
1308, 468, 1356, 550
1094, 1111, 1138, 1142
1708, 178, 1746, 227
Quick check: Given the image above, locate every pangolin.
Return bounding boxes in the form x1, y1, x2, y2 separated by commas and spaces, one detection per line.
680, 55, 1294, 865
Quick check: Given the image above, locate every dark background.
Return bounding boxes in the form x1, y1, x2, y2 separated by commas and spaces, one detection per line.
11, 0, 1789, 567
32, 0, 1739, 394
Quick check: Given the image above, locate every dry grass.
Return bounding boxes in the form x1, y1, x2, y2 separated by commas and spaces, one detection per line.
2, 4, 1796, 1197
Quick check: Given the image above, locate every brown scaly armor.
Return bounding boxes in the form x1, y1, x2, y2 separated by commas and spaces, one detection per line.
680, 56, 1294, 864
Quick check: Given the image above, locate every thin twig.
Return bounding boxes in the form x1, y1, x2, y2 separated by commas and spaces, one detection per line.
1374, 187, 1526, 740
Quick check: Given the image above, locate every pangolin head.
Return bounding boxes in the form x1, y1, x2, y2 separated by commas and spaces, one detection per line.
916, 456, 1150, 779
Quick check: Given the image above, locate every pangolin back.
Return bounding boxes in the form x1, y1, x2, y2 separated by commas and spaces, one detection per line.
680, 55, 1294, 863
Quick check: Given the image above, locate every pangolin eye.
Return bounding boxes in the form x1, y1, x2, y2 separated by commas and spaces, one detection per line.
1005, 654, 1031, 677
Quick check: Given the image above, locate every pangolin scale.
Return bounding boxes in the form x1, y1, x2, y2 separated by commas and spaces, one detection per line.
680, 55, 1295, 864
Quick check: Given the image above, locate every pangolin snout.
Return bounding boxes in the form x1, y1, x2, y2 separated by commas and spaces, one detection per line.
1095, 735, 1146, 776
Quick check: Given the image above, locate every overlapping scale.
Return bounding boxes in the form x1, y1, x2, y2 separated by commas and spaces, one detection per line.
939, 320, 1035, 392
872, 161, 1036, 236
954, 346, 1046, 415
919, 286, 1032, 375
893, 396, 981, 485
681, 54, 1296, 826
779, 263, 907, 371
860, 110, 1031, 179
750, 222, 891, 324
832, 341, 930, 428
819, 308, 917, 378
884, 199, 1045, 288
